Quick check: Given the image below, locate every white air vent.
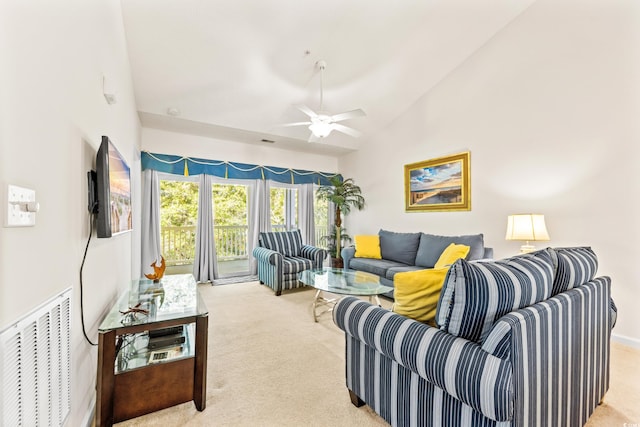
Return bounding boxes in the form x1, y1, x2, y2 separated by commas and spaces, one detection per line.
0, 288, 71, 426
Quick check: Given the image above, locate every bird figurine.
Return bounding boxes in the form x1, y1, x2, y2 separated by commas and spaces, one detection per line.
145, 256, 166, 282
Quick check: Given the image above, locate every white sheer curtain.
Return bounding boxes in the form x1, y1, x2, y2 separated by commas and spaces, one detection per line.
193, 174, 218, 282
248, 179, 271, 274
298, 183, 316, 245
141, 169, 162, 277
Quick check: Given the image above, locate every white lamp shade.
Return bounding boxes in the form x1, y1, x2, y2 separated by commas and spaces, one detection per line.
309, 115, 334, 138
308, 122, 332, 138
505, 214, 550, 241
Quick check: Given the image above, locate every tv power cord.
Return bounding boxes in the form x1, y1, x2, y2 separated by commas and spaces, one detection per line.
79, 211, 98, 346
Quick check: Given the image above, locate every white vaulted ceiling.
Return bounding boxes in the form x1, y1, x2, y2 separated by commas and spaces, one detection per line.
121, 0, 536, 155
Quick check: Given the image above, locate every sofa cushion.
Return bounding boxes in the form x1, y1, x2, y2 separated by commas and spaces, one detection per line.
378, 229, 421, 265
550, 247, 598, 295
385, 265, 426, 281
392, 267, 450, 324
260, 230, 302, 257
415, 233, 485, 268
434, 243, 470, 269
354, 235, 382, 259
349, 257, 408, 278
281, 256, 313, 274
435, 249, 555, 342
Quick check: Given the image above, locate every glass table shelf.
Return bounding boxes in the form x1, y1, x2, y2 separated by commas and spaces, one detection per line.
99, 274, 208, 333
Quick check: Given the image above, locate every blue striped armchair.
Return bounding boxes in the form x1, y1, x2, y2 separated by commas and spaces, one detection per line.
333, 247, 617, 426
253, 230, 327, 296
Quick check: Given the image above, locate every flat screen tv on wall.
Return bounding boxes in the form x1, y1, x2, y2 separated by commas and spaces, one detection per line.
94, 136, 132, 238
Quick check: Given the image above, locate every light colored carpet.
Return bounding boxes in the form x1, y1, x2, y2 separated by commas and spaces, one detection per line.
114, 281, 640, 427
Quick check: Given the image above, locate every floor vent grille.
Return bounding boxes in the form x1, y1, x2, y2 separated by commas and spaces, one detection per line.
0, 288, 72, 426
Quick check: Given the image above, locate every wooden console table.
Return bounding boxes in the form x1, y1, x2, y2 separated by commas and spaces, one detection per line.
96, 274, 208, 426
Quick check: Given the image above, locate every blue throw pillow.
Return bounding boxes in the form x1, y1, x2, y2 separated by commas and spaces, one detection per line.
415, 233, 485, 268
549, 247, 598, 295
435, 249, 555, 343
378, 229, 421, 265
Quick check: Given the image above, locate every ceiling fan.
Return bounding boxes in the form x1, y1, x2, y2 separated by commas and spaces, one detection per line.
282, 60, 366, 142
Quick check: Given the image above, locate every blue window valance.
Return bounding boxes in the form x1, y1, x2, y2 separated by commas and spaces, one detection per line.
141, 151, 341, 185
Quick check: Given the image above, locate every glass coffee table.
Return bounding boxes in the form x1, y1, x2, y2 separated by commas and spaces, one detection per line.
298, 267, 394, 322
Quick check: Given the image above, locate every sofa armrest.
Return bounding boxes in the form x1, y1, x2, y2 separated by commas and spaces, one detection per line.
483, 247, 494, 259
300, 245, 328, 268
333, 297, 513, 422
611, 297, 617, 327
252, 246, 282, 265
341, 246, 356, 268
480, 276, 613, 425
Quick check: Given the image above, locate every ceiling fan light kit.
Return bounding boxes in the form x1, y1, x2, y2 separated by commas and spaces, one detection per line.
283, 60, 366, 142
309, 115, 333, 138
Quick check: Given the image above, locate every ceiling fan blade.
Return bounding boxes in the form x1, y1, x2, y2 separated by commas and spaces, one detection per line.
330, 109, 366, 122
279, 121, 311, 127
332, 123, 362, 138
308, 133, 320, 143
296, 104, 318, 118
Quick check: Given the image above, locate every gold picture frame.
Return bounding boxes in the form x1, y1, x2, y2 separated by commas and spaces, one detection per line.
404, 151, 470, 212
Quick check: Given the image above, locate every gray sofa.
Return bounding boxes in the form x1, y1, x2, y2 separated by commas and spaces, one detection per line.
341, 229, 493, 298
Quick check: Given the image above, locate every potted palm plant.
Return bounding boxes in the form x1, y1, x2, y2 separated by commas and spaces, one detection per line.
316, 176, 365, 267
318, 226, 352, 266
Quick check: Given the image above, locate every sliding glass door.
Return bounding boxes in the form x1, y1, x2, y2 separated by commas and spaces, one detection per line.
159, 176, 199, 275
158, 176, 251, 278
213, 182, 251, 277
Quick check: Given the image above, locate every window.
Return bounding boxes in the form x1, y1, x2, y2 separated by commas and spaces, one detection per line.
270, 186, 298, 231
157, 177, 330, 276
314, 186, 330, 248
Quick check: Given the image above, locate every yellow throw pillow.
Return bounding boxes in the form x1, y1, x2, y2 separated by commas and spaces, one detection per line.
354, 235, 382, 259
392, 268, 450, 324
434, 243, 470, 269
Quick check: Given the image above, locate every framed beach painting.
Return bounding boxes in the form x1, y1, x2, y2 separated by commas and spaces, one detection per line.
404, 151, 470, 212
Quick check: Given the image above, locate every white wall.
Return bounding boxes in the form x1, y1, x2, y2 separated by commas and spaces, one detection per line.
142, 128, 339, 173
0, 2, 140, 425
340, 0, 640, 345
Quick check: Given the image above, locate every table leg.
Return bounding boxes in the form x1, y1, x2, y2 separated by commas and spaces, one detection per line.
312, 289, 321, 322
312, 290, 337, 322
368, 295, 383, 307
96, 330, 116, 427
194, 315, 208, 411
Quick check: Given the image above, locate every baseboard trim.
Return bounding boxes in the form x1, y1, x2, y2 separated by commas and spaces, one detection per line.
612, 333, 640, 349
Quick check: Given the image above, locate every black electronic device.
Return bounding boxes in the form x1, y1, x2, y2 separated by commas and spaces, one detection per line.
148, 333, 186, 350
87, 170, 98, 214
148, 325, 184, 339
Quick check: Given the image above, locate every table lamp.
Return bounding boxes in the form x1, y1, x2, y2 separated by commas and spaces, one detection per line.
505, 214, 550, 253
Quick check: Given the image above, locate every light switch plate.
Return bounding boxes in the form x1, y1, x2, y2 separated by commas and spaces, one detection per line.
4, 184, 37, 227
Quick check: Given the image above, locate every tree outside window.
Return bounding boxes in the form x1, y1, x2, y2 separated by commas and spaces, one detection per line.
159, 180, 199, 265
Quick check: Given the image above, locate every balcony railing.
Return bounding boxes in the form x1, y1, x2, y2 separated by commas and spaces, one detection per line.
161, 226, 196, 266
161, 225, 330, 266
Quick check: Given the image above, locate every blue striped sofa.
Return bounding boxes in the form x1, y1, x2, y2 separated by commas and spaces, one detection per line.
253, 230, 328, 296
333, 247, 617, 426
